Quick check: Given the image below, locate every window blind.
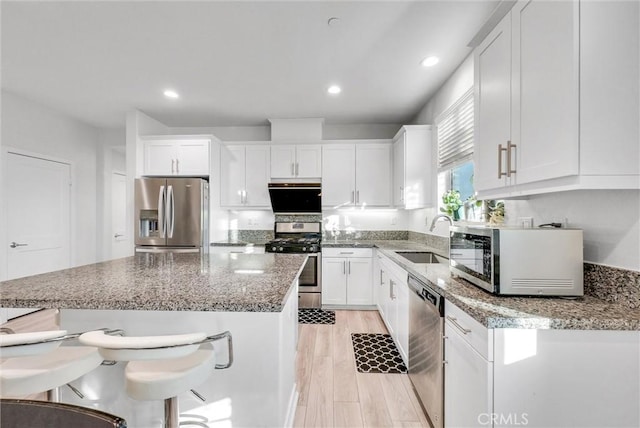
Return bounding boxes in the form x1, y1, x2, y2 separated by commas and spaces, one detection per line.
436, 88, 474, 170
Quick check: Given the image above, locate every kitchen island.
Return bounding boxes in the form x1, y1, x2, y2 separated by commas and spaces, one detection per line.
0, 252, 307, 428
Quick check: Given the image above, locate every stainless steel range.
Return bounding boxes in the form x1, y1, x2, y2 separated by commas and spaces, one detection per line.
265, 222, 322, 308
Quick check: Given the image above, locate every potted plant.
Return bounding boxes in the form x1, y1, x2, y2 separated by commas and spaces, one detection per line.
441, 190, 463, 221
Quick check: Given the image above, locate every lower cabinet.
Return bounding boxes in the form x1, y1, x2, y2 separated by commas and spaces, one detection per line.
322, 248, 373, 306
375, 251, 409, 363
444, 302, 493, 428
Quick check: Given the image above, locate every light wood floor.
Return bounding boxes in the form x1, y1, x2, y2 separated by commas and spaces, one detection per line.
294, 310, 430, 428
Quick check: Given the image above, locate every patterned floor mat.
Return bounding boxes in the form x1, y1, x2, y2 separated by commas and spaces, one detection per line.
351, 333, 408, 374
298, 308, 336, 325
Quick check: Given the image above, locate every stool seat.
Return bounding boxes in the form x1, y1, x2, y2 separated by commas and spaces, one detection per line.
0, 346, 103, 396
0, 330, 68, 358
79, 330, 207, 361
126, 343, 215, 401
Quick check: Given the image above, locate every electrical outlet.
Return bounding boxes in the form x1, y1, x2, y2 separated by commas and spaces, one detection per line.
517, 217, 534, 228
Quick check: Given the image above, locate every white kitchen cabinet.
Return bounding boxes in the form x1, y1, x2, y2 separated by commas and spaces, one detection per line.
142, 137, 210, 176
270, 144, 322, 179
220, 144, 270, 208
322, 248, 373, 306
475, 0, 639, 198
393, 125, 433, 209
322, 143, 391, 208
376, 251, 409, 363
475, 0, 578, 195
444, 301, 494, 428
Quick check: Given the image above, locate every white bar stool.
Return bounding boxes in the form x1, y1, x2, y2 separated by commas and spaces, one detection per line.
79, 329, 233, 428
0, 329, 104, 401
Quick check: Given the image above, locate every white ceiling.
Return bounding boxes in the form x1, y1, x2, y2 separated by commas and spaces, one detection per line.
1, 1, 499, 129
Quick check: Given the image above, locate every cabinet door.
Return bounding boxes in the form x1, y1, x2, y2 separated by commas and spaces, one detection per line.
144, 141, 176, 175
220, 145, 245, 207
296, 144, 322, 178
511, 0, 578, 185
270, 145, 296, 178
176, 140, 210, 175
322, 145, 355, 207
356, 144, 391, 207
322, 258, 347, 305
404, 128, 433, 209
394, 274, 409, 363
377, 261, 389, 318
244, 146, 271, 207
393, 135, 405, 207
444, 323, 493, 428
346, 257, 373, 305
474, 14, 511, 193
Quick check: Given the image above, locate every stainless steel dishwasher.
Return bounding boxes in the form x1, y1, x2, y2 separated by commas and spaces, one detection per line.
408, 274, 444, 428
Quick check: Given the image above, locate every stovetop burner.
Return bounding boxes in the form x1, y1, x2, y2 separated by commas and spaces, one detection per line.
266, 221, 322, 253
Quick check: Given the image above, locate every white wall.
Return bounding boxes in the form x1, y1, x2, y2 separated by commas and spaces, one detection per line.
1, 90, 100, 271
505, 191, 640, 270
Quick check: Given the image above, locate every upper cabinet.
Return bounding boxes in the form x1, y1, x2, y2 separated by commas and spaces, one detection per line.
270, 144, 322, 179
142, 137, 210, 176
474, 0, 639, 198
322, 142, 391, 208
393, 125, 433, 209
220, 144, 270, 208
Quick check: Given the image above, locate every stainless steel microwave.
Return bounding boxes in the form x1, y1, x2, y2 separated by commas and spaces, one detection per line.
449, 225, 584, 296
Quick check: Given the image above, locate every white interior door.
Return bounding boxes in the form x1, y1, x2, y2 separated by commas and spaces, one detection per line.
111, 172, 129, 259
5, 152, 71, 318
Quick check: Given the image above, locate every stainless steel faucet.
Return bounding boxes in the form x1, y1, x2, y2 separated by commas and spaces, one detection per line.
429, 214, 453, 232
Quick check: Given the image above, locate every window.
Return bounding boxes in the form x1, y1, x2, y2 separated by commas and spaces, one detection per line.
435, 88, 481, 221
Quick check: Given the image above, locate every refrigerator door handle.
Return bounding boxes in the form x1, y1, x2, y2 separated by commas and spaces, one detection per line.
158, 185, 166, 238
167, 185, 175, 238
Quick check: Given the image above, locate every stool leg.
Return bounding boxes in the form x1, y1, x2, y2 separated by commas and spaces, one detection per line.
46, 387, 59, 402
164, 396, 179, 428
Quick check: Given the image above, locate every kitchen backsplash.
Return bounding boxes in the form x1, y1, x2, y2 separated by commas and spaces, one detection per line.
229, 229, 273, 242
323, 230, 408, 241
407, 231, 450, 255
584, 263, 640, 309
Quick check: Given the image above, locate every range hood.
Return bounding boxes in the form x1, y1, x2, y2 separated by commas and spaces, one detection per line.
268, 183, 322, 214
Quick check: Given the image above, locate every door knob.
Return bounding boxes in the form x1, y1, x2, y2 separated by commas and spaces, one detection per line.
9, 242, 28, 248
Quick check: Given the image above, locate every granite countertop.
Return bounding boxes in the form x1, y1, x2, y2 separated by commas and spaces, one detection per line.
211, 240, 269, 247
326, 240, 639, 331
0, 253, 307, 312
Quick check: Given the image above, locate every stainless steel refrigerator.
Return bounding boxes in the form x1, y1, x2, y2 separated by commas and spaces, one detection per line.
135, 177, 209, 252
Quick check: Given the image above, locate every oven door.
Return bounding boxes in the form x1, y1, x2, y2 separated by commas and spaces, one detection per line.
298, 253, 322, 308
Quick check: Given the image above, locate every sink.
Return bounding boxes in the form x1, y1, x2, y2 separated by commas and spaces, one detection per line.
395, 251, 447, 264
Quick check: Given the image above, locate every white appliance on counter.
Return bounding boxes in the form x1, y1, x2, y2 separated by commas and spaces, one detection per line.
450, 225, 584, 296
135, 177, 208, 252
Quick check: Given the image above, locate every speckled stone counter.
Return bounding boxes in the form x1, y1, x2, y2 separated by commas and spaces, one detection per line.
325, 240, 640, 331
211, 240, 268, 247
0, 252, 307, 312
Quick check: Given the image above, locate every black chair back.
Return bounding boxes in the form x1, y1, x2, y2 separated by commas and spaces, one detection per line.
0, 399, 126, 428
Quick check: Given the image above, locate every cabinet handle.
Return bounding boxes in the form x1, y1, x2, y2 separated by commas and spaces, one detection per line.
380, 270, 384, 285
348, 260, 351, 275
339, 251, 354, 255
400, 186, 404, 203
171, 159, 175, 174
295, 163, 299, 176
507, 140, 516, 177
498, 144, 508, 178
291, 163, 295, 176
390, 280, 396, 300
356, 190, 359, 204
446, 316, 472, 335
175, 158, 179, 174
343, 261, 346, 275
351, 191, 355, 204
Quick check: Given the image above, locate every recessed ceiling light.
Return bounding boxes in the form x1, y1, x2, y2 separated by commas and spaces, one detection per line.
327, 85, 342, 95
421, 56, 440, 67
163, 89, 179, 99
